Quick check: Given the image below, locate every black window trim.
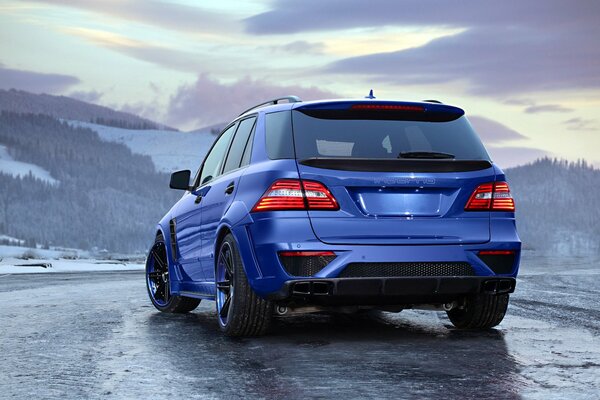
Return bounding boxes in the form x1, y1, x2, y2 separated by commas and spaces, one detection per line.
193, 113, 257, 189
239, 118, 257, 168
221, 115, 257, 177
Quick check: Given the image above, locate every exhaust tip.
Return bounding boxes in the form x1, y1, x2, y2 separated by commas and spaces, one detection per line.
483, 280, 498, 293
497, 279, 514, 293
482, 279, 514, 294
312, 281, 332, 295
292, 282, 311, 295
291, 281, 333, 296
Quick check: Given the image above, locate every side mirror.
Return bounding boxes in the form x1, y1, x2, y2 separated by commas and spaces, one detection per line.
169, 170, 191, 190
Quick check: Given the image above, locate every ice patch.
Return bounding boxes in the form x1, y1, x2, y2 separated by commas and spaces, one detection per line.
502, 315, 600, 398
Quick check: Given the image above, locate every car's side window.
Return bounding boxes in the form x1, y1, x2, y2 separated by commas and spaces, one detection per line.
222, 116, 256, 174
265, 111, 294, 159
240, 121, 256, 167
198, 124, 236, 186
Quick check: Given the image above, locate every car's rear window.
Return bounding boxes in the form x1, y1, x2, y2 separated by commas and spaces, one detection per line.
291, 111, 490, 161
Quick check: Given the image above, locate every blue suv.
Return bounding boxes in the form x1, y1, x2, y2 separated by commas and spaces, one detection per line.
146, 96, 520, 336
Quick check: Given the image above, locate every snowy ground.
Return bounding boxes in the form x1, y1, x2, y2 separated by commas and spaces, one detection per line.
0, 257, 143, 274
0, 252, 598, 399
0, 245, 144, 273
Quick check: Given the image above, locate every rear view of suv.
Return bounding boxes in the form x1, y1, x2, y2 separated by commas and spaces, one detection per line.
146, 95, 520, 336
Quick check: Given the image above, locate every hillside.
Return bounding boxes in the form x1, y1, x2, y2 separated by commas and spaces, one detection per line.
0, 144, 58, 184
0, 112, 179, 252
69, 121, 218, 173
0, 89, 176, 131
188, 122, 227, 136
506, 158, 600, 255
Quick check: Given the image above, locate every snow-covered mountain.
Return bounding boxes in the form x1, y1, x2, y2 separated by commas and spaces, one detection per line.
506, 158, 600, 255
0, 91, 223, 253
0, 112, 180, 252
68, 121, 219, 173
0, 89, 225, 174
0, 89, 175, 131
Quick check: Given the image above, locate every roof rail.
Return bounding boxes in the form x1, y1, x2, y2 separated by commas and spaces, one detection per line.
238, 96, 302, 116
423, 99, 443, 104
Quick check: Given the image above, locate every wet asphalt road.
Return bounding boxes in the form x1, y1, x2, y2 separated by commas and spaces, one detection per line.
1, 253, 599, 399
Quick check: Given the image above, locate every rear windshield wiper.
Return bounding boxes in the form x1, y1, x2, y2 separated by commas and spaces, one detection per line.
398, 151, 455, 159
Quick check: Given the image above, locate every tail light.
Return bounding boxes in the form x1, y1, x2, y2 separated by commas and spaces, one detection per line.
491, 182, 515, 211
465, 181, 515, 211
478, 250, 515, 256
279, 251, 336, 257
351, 104, 424, 112
252, 179, 339, 212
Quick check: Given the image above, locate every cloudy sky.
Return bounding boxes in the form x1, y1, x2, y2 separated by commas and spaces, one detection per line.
1, 0, 599, 167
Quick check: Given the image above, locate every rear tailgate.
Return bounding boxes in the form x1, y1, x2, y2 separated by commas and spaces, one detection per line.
297, 159, 493, 245
291, 101, 494, 245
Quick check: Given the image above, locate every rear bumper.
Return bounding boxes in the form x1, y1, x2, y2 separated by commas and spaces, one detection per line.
266, 276, 516, 305
233, 212, 520, 300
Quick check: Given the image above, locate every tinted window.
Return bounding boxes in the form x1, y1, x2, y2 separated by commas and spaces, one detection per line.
291, 112, 489, 160
240, 122, 256, 167
223, 117, 256, 174
265, 111, 294, 159
199, 124, 235, 185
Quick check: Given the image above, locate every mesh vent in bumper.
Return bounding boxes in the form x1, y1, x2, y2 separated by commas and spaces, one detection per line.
339, 262, 474, 278
279, 255, 336, 276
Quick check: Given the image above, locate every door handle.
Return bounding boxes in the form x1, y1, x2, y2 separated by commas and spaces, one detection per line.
192, 186, 209, 204
225, 182, 235, 195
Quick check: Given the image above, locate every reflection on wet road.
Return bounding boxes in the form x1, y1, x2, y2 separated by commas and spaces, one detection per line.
1, 253, 598, 399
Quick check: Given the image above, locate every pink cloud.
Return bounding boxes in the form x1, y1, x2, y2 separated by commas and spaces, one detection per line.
487, 146, 551, 168
166, 74, 339, 130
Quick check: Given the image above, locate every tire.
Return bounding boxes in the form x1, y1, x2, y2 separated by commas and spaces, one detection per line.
446, 293, 509, 329
146, 233, 200, 313
215, 233, 273, 337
